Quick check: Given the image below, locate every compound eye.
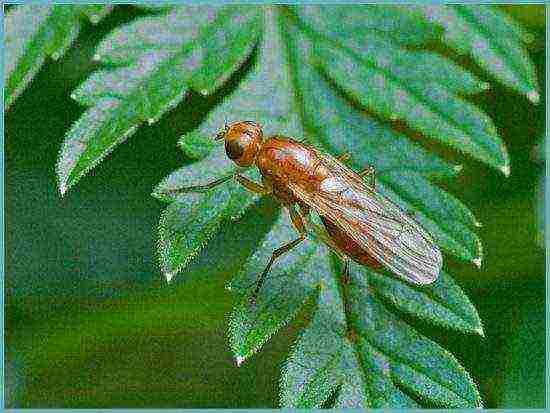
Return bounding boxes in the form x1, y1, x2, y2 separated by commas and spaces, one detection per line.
226, 137, 246, 161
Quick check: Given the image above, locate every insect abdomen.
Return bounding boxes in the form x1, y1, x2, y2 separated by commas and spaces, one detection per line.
321, 217, 382, 269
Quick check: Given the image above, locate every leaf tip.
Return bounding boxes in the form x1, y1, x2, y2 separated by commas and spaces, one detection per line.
51, 51, 61, 61
235, 355, 246, 367
92, 53, 101, 62
151, 190, 171, 203
58, 185, 66, 198
473, 256, 482, 268
453, 164, 463, 174
473, 238, 484, 269
527, 90, 540, 104
165, 272, 175, 284
474, 219, 483, 228
89, 14, 101, 25
475, 325, 485, 338
500, 164, 510, 177
58, 177, 70, 197
480, 81, 490, 91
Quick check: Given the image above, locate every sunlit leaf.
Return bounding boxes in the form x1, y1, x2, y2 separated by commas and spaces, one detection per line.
294, 6, 509, 174
154, 6, 303, 282
350, 271, 482, 407
4, 4, 111, 109
56, 5, 261, 195
154, 147, 259, 280
417, 5, 540, 103
53, 4, 540, 408
229, 211, 321, 363
155, 5, 498, 407
178, 6, 302, 152
367, 269, 484, 335
288, 26, 482, 264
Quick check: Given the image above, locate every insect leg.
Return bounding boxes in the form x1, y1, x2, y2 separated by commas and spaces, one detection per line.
250, 207, 306, 304
341, 258, 351, 285
303, 218, 347, 260
339, 257, 357, 340
360, 165, 376, 189
336, 152, 351, 162
161, 174, 234, 195
235, 174, 271, 195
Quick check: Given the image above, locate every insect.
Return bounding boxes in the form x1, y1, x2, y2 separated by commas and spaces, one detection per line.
170, 120, 442, 302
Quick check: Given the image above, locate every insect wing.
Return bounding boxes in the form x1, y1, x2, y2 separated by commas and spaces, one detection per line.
289, 151, 442, 284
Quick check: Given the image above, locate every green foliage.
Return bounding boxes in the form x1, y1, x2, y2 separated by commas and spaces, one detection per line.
56, 6, 262, 195
154, 148, 260, 279
297, 6, 509, 174
4, 4, 112, 109
8, 3, 537, 408
416, 5, 539, 102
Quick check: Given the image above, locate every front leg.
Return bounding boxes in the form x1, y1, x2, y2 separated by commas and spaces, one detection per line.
250, 205, 306, 304
360, 165, 376, 189
158, 172, 271, 197
160, 173, 235, 196
235, 173, 272, 195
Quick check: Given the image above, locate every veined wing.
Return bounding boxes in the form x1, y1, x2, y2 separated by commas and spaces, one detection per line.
289, 150, 442, 285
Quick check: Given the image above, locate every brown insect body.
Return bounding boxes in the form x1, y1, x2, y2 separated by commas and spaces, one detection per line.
321, 217, 382, 268
195, 121, 442, 300
256, 136, 383, 268
257, 137, 325, 202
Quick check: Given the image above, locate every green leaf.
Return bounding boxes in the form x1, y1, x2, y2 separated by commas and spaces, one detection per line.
4, 4, 111, 109
150, 5, 498, 407
163, 7, 486, 407
294, 50, 461, 179
178, 132, 217, 161
277, 253, 482, 408
51, 4, 538, 408
291, 5, 441, 47
287, 26, 482, 265
155, 146, 259, 280
417, 5, 540, 102
351, 271, 482, 408
367, 269, 484, 335
280, 276, 368, 408
79, 5, 113, 24
379, 172, 483, 264
294, 7, 509, 174
154, 6, 302, 282
178, 6, 302, 153
229, 211, 321, 363
56, 6, 261, 195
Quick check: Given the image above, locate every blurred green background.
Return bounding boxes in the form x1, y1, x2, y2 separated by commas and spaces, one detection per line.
4, 5, 546, 408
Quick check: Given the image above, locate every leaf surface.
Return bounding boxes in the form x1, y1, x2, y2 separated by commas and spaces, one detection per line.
417, 5, 539, 102
155, 6, 495, 407
155, 147, 259, 280
294, 7, 509, 174
53, 4, 539, 408
57, 6, 261, 195
288, 25, 482, 265
351, 271, 482, 407
156, 6, 302, 281
229, 212, 321, 363
4, 4, 111, 109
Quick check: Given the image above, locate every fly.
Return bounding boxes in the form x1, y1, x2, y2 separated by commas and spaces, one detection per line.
167, 121, 442, 302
